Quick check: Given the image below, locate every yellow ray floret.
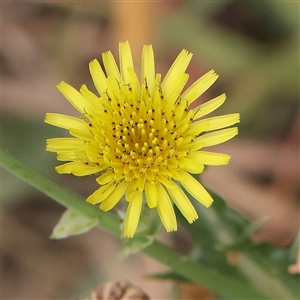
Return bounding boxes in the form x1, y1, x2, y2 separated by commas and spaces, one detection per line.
141, 45, 155, 93
45, 41, 240, 237
124, 191, 143, 237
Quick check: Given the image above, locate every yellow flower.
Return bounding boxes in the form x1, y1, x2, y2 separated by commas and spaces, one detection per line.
45, 41, 239, 237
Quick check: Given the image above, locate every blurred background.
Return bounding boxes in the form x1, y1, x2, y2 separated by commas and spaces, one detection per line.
2, 1, 299, 299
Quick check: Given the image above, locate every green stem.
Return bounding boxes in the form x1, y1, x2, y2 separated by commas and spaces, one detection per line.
1, 148, 119, 236
1, 148, 266, 299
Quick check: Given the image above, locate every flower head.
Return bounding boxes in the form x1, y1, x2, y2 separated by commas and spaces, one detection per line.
45, 41, 239, 237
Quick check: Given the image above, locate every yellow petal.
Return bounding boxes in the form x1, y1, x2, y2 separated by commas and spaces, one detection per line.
96, 170, 114, 185
166, 181, 198, 223
151, 73, 162, 109
156, 183, 177, 232
102, 50, 121, 81
119, 41, 134, 84
156, 174, 175, 189
178, 157, 204, 174
79, 84, 103, 112
55, 161, 103, 176
56, 81, 95, 114
69, 128, 94, 140
141, 44, 155, 94
145, 181, 157, 208
178, 171, 213, 208
100, 181, 128, 211
183, 119, 210, 136
162, 49, 192, 93
87, 182, 116, 204
193, 93, 226, 120
45, 113, 85, 130
106, 75, 121, 103
124, 191, 143, 237
193, 127, 238, 149
127, 176, 145, 194
181, 70, 219, 105
89, 59, 108, 95
163, 73, 189, 110
128, 67, 141, 98
56, 150, 87, 161
187, 151, 231, 166
193, 113, 240, 132
46, 138, 84, 152
126, 190, 135, 202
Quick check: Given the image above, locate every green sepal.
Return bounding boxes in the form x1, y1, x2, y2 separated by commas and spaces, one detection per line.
50, 209, 99, 239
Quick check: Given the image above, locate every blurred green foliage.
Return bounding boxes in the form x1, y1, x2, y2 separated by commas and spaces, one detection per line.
155, 187, 300, 299
1, 113, 60, 204
157, 1, 299, 139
